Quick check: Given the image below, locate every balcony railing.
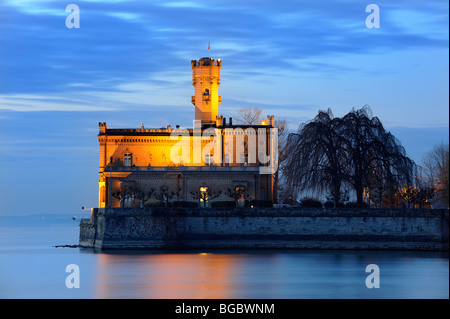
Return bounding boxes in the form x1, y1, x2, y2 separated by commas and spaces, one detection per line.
104, 166, 260, 173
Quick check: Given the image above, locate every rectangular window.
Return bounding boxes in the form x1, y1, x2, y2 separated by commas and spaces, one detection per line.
224, 153, 230, 166
205, 154, 213, 166
124, 153, 132, 167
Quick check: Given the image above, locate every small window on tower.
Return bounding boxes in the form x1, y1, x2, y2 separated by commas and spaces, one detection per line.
203, 89, 209, 96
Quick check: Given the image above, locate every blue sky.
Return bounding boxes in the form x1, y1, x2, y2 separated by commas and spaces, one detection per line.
0, 0, 448, 215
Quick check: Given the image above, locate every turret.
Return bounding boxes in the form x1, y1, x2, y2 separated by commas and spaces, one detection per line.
99, 122, 107, 134
191, 57, 222, 125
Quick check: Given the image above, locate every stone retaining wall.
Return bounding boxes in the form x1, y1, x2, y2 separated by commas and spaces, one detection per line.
79, 207, 449, 251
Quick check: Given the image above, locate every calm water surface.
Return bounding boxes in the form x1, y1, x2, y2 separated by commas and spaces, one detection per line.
0, 218, 448, 299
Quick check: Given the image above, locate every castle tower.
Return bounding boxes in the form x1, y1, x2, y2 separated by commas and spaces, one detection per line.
191, 57, 221, 125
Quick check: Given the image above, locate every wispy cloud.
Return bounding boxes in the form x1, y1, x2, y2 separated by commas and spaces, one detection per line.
0, 0, 448, 129
0, 94, 115, 112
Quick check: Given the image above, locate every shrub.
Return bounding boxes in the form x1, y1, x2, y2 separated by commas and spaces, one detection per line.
344, 201, 369, 208
300, 198, 323, 208
323, 200, 345, 208
323, 201, 334, 208
170, 201, 199, 208
245, 200, 273, 208
211, 201, 236, 208
144, 201, 165, 208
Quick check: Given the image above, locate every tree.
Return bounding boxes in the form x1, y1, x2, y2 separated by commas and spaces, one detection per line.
111, 190, 126, 207
190, 188, 222, 208
111, 184, 136, 207
234, 107, 263, 125
112, 185, 155, 208
134, 188, 155, 208
284, 109, 346, 208
339, 106, 415, 207
154, 186, 177, 208
225, 186, 249, 207
422, 142, 449, 207
273, 118, 288, 204
284, 106, 415, 208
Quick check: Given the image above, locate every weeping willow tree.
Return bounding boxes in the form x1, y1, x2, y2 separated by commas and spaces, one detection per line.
284, 106, 415, 208
339, 106, 415, 207
284, 109, 346, 208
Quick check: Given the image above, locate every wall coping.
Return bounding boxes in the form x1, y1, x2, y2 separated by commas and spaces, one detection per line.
95, 207, 449, 219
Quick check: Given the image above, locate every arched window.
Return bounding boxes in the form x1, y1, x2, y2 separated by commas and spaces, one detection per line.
203, 89, 210, 96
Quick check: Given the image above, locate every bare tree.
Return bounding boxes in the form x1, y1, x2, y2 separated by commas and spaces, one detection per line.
284, 106, 415, 208
111, 184, 137, 207
112, 186, 155, 208
190, 188, 222, 207
398, 166, 435, 208
339, 107, 415, 207
134, 188, 155, 208
111, 190, 126, 207
423, 142, 449, 207
153, 186, 177, 208
273, 118, 288, 204
284, 109, 346, 208
234, 107, 263, 125
225, 186, 249, 207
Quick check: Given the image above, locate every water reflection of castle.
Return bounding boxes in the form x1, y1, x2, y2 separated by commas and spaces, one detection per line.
95, 253, 239, 298
97, 56, 277, 209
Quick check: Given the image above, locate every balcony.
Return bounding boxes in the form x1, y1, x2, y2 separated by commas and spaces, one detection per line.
104, 166, 260, 173
191, 96, 221, 104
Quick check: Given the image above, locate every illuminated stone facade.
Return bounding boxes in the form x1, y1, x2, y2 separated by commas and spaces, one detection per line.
98, 57, 276, 208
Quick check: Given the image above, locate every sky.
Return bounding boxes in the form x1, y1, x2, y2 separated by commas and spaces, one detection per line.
0, 0, 448, 215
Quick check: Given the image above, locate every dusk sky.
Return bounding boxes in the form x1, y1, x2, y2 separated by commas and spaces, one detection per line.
0, 0, 448, 215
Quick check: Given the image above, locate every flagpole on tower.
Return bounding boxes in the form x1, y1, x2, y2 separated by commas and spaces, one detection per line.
208, 40, 210, 58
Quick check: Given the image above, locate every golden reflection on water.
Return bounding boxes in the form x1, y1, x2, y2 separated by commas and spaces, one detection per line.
95, 252, 244, 299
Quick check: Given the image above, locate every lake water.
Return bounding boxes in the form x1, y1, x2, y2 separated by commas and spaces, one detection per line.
0, 216, 448, 299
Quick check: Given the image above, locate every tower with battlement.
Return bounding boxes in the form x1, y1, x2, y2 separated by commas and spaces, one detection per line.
191, 57, 221, 125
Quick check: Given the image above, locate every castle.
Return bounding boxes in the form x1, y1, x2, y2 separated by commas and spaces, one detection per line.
82, 57, 449, 252
97, 56, 277, 209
